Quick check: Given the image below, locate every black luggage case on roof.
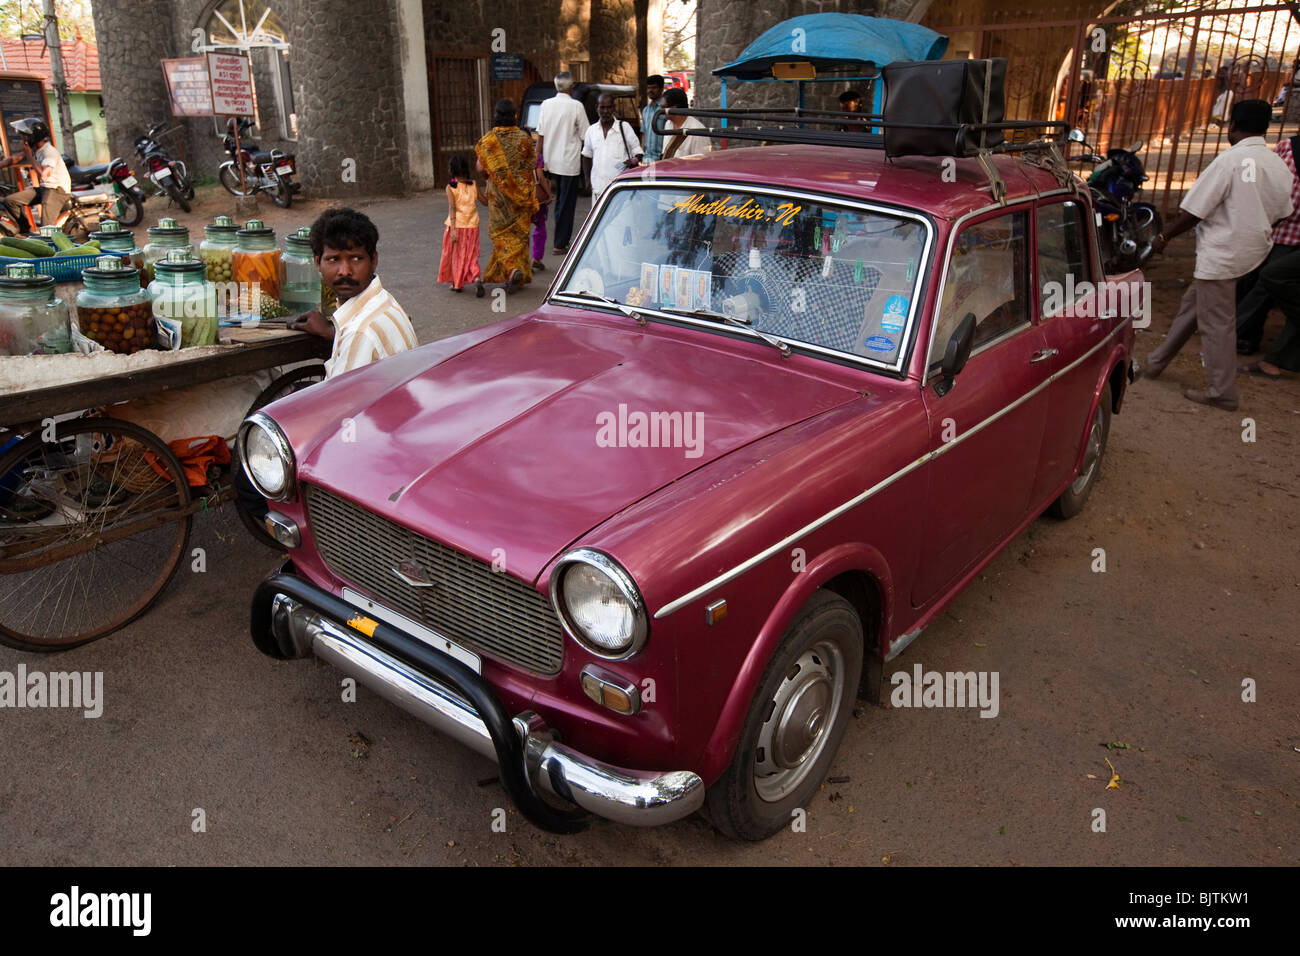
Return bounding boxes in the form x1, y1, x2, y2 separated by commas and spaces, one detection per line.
881, 58, 1008, 158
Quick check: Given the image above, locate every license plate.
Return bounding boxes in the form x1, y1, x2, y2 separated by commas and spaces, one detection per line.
276, 164, 293, 175
154, 167, 171, 180
121, 175, 137, 187
341, 588, 482, 674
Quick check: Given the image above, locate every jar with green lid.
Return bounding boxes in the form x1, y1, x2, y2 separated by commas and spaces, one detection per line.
233, 219, 280, 305
89, 220, 144, 273
148, 249, 218, 349
199, 215, 238, 283
141, 217, 191, 286
279, 226, 319, 314
77, 255, 152, 354
0, 262, 71, 355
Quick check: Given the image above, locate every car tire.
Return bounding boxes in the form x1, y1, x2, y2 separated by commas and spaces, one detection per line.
1049, 381, 1112, 519
704, 590, 863, 841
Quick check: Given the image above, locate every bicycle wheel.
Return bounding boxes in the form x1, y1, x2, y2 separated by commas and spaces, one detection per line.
0, 418, 192, 651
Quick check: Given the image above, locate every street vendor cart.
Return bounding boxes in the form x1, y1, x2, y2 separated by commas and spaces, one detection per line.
0, 328, 327, 651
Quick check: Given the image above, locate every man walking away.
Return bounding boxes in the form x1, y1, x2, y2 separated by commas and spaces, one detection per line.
536, 71, 588, 255
642, 75, 665, 162
1138, 99, 1293, 411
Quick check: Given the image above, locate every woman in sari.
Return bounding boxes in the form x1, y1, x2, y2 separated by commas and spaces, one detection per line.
474, 99, 539, 291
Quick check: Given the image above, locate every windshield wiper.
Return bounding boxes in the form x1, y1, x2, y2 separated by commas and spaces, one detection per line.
662, 306, 792, 358
557, 289, 650, 326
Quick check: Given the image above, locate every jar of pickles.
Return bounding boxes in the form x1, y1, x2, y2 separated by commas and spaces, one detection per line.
142, 217, 192, 285
279, 226, 319, 314
0, 262, 71, 355
233, 219, 280, 306
148, 249, 217, 349
199, 215, 238, 283
77, 256, 152, 354
89, 220, 144, 273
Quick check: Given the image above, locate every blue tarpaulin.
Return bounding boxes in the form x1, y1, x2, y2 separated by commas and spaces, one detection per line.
713, 13, 947, 79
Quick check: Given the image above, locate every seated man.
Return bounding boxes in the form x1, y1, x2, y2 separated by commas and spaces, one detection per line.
237, 208, 418, 527
0, 118, 72, 231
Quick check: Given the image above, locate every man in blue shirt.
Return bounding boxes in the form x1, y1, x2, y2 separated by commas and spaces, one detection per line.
641, 75, 665, 162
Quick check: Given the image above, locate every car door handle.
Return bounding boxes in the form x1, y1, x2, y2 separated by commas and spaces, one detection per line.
1030, 348, 1059, 363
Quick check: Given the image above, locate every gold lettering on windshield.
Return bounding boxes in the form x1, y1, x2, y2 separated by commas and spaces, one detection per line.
671, 195, 803, 225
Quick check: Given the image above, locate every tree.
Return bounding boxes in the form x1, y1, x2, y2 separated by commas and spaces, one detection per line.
663, 0, 696, 71
0, 0, 97, 42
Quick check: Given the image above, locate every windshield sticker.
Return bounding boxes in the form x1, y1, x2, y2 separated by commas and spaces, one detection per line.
677, 268, 695, 310
641, 262, 658, 292
864, 335, 896, 352
670, 194, 802, 226
660, 264, 677, 307
695, 270, 712, 309
881, 295, 909, 333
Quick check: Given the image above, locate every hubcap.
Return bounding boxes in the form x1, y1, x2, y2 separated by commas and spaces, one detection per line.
753, 640, 845, 802
1071, 405, 1104, 495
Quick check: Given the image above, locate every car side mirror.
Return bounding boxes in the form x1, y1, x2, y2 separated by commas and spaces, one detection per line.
1068, 128, 1086, 143
934, 313, 976, 398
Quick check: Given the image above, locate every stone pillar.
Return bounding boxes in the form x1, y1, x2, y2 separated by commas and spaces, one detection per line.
395, 0, 436, 191
590, 0, 638, 85
90, 0, 178, 170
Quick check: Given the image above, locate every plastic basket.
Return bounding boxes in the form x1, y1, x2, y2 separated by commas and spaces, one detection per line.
0, 245, 102, 283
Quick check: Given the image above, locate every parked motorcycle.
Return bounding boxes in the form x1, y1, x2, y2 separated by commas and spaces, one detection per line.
133, 122, 195, 214
218, 118, 300, 208
1069, 129, 1162, 273
65, 154, 145, 227
0, 181, 116, 241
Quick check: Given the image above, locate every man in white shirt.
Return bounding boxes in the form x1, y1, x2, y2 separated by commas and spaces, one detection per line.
0, 118, 72, 230
1139, 99, 1294, 410
536, 71, 589, 254
660, 87, 712, 160
581, 93, 643, 200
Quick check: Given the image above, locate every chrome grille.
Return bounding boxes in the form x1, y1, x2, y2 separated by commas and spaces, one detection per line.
304, 485, 564, 675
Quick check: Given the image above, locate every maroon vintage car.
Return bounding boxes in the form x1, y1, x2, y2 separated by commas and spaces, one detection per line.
241, 124, 1141, 840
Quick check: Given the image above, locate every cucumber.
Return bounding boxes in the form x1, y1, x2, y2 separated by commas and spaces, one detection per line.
54, 245, 101, 257
50, 230, 74, 252
0, 236, 55, 257
0, 243, 35, 259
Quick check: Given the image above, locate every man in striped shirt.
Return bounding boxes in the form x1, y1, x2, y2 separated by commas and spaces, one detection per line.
288, 207, 419, 377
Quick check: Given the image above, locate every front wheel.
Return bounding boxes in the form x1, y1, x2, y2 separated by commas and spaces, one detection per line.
1050, 382, 1112, 519
272, 173, 293, 209
218, 163, 256, 198
705, 590, 863, 841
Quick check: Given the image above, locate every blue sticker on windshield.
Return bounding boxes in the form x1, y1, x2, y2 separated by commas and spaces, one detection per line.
864, 335, 896, 352
882, 295, 909, 334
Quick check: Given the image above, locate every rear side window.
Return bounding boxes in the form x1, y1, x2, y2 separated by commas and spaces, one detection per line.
929, 210, 1029, 367
1037, 201, 1091, 317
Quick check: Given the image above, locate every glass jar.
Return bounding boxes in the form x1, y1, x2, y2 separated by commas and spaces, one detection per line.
321, 283, 338, 319
148, 249, 217, 349
199, 215, 238, 283
0, 262, 71, 355
141, 217, 191, 286
279, 226, 319, 314
89, 220, 144, 273
76, 256, 152, 354
233, 219, 280, 306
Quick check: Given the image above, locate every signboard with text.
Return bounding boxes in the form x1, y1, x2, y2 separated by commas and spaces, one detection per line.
206, 51, 254, 117
162, 58, 215, 117
491, 53, 525, 81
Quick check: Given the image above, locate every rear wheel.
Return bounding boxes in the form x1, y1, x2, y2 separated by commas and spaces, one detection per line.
272, 173, 293, 209
705, 590, 863, 841
1050, 382, 1112, 519
164, 180, 191, 214
114, 189, 144, 227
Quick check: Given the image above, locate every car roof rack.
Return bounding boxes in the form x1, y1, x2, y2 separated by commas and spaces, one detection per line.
654, 108, 1074, 204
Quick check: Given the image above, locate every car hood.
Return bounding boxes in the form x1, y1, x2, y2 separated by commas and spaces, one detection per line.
293, 313, 860, 582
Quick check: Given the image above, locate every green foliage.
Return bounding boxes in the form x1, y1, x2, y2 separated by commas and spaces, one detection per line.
0, 0, 97, 42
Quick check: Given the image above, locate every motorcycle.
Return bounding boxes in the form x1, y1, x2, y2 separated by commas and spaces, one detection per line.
133, 122, 195, 214
1068, 129, 1162, 273
218, 118, 300, 208
65, 154, 145, 227
0, 181, 117, 242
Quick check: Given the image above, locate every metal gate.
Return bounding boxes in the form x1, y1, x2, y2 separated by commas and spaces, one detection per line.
430, 55, 490, 187
929, 1, 1300, 212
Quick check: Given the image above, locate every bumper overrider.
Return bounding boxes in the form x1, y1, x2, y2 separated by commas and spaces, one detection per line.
250, 563, 704, 833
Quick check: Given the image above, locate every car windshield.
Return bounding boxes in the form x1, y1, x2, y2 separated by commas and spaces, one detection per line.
554, 183, 929, 367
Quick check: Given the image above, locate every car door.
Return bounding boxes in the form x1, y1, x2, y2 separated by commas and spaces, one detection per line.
913, 207, 1053, 608
1033, 198, 1113, 505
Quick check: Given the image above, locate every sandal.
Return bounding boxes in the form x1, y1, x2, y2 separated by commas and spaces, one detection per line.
1238, 361, 1281, 380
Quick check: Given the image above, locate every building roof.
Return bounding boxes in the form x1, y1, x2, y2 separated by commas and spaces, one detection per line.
0, 36, 100, 92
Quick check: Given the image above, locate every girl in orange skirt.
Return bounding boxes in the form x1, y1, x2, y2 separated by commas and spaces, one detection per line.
438, 155, 485, 297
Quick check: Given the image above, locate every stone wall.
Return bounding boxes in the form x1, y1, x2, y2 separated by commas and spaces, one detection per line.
90, 0, 180, 173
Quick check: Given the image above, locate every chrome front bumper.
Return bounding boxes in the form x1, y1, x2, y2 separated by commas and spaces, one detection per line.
252, 568, 704, 832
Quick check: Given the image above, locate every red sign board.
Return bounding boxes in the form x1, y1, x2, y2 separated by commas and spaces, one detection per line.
206, 51, 254, 117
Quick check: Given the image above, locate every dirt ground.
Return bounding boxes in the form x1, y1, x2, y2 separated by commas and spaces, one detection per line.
2, 185, 1297, 867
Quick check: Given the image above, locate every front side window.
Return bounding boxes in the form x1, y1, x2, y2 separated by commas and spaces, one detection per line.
555, 184, 929, 367
928, 210, 1029, 368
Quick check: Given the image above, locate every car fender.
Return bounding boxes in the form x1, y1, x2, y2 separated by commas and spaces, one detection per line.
693, 541, 894, 783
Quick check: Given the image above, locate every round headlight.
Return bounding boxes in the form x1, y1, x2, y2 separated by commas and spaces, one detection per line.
240, 414, 294, 500
551, 550, 648, 658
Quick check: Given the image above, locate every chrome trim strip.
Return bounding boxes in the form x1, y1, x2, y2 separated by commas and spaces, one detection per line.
290, 604, 703, 826
549, 178, 935, 374
655, 317, 1130, 619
